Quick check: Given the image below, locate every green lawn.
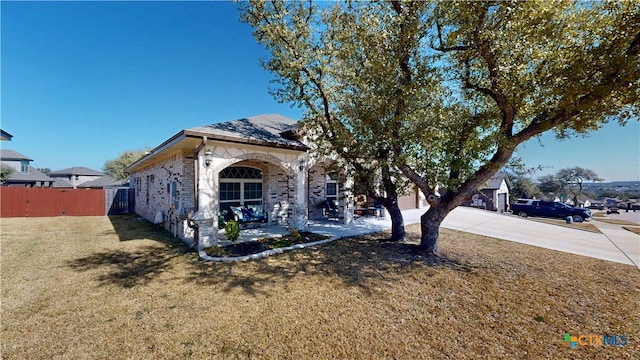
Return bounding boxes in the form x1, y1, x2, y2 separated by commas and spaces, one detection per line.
2, 214, 638, 359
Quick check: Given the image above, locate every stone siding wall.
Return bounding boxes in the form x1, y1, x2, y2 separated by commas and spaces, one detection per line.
131, 151, 194, 240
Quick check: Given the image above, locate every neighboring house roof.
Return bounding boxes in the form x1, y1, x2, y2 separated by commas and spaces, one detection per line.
480, 172, 512, 190
1, 129, 13, 141
49, 167, 104, 177
5, 166, 54, 183
575, 195, 592, 203
79, 176, 127, 188
128, 114, 308, 173
0, 149, 33, 161
601, 198, 621, 205
51, 178, 74, 188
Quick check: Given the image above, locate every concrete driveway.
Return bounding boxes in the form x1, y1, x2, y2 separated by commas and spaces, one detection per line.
312, 206, 638, 268
398, 206, 639, 268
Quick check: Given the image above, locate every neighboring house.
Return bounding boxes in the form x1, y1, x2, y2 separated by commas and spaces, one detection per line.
601, 198, 621, 207
48, 167, 105, 188
1, 129, 13, 141
463, 172, 512, 212
126, 114, 427, 249
0, 149, 54, 187
565, 195, 592, 208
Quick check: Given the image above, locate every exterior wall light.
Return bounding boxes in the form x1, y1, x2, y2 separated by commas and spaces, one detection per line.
298, 158, 306, 171
204, 149, 213, 167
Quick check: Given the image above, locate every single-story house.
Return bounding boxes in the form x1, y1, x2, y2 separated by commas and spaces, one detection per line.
126, 114, 426, 248
125, 114, 329, 248
463, 171, 511, 212
565, 195, 592, 208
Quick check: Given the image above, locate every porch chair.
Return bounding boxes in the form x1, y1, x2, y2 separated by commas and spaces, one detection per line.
323, 199, 340, 220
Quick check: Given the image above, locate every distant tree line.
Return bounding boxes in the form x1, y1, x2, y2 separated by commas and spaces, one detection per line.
508, 166, 611, 201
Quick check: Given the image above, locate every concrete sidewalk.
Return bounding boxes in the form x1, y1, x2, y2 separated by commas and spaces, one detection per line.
590, 220, 639, 268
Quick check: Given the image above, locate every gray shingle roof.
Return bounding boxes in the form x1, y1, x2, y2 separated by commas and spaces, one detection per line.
0, 149, 33, 161
480, 172, 512, 190
127, 114, 308, 173
52, 178, 74, 188
187, 114, 308, 150
6, 166, 53, 182
49, 167, 104, 176
79, 176, 127, 188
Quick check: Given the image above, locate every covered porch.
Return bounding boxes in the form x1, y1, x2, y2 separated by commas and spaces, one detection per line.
214, 215, 391, 247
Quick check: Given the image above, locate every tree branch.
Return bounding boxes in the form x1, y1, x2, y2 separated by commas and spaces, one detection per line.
469, 3, 515, 138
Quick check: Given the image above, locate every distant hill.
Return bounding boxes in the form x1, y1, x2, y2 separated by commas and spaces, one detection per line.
580, 181, 640, 200
582, 181, 640, 189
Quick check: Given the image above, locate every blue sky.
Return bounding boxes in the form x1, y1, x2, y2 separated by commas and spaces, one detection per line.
2, 1, 638, 182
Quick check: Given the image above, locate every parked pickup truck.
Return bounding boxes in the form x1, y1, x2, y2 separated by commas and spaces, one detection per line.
509, 199, 592, 222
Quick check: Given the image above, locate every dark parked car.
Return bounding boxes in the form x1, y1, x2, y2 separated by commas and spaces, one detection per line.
607, 207, 620, 214
510, 200, 592, 222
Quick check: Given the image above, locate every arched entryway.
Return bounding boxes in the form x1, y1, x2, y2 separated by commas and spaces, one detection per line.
214, 157, 296, 229
219, 165, 264, 214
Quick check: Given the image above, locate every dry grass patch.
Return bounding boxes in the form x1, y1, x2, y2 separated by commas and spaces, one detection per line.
2, 215, 639, 359
527, 217, 601, 233
623, 226, 640, 236
594, 218, 640, 226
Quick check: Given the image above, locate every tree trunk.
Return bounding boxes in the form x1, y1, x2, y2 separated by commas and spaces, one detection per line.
382, 164, 405, 241
386, 199, 405, 242
419, 205, 449, 254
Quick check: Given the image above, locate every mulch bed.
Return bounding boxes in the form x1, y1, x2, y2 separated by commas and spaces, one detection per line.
203, 231, 330, 257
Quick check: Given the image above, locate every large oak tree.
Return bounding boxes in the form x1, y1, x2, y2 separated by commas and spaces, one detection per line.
242, 0, 639, 254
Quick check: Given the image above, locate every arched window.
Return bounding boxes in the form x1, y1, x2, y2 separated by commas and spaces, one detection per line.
219, 166, 263, 212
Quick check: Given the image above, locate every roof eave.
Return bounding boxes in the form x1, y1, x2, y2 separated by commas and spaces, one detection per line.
126, 131, 189, 173
183, 129, 310, 152
127, 128, 309, 174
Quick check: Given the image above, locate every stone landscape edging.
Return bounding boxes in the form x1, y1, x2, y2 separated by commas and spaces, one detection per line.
198, 237, 339, 263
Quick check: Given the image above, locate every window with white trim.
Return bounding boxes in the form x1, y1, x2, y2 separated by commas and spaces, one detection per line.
219, 166, 263, 213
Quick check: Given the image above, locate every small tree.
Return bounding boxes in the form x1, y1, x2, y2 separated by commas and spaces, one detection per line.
510, 176, 543, 200
225, 220, 240, 243
0, 165, 14, 184
537, 175, 563, 196
556, 167, 603, 191
103, 149, 149, 181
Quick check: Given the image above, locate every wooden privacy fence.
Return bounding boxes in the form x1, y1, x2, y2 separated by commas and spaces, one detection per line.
0, 187, 135, 218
